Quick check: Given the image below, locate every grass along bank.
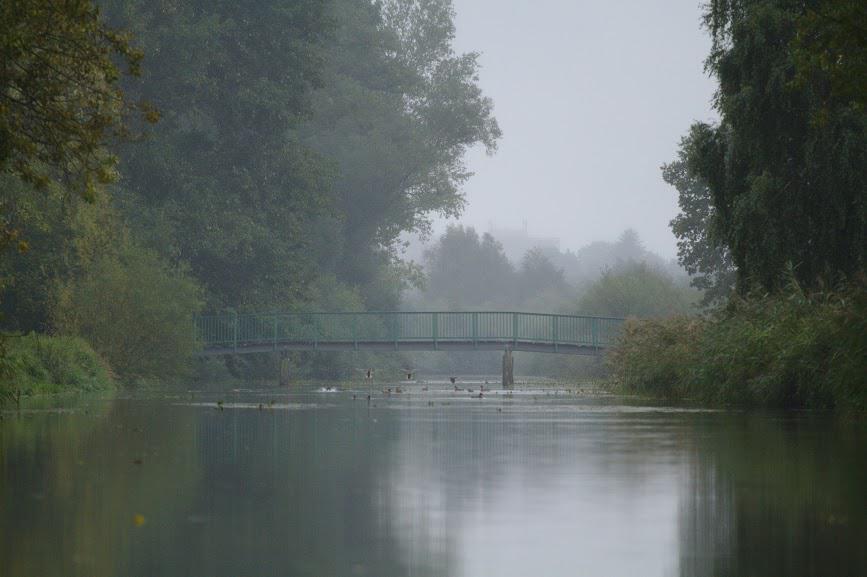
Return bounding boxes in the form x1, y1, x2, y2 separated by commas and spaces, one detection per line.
1, 334, 114, 405
608, 283, 866, 410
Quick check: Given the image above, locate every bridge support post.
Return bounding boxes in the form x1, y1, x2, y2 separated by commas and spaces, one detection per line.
279, 352, 291, 387
502, 347, 514, 389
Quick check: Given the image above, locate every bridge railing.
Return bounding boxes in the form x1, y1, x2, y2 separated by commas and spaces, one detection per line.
195, 311, 624, 351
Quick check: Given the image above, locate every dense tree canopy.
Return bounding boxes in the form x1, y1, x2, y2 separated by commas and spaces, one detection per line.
302, 0, 500, 307
682, 0, 866, 292
0, 0, 148, 197
0, 0, 153, 260
102, 0, 333, 310
100, 0, 499, 314
0, 1, 205, 381
2, 0, 502, 381
791, 0, 867, 113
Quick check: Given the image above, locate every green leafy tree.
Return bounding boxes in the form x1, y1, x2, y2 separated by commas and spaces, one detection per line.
792, 1, 867, 114
102, 0, 333, 310
0, 171, 204, 379
540, 229, 683, 288
516, 248, 571, 310
0, 0, 151, 252
0, 174, 121, 332
664, 138, 736, 304
684, 0, 866, 293
301, 0, 501, 305
422, 225, 514, 309
0, 1, 156, 380
577, 263, 698, 318
53, 242, 203, 380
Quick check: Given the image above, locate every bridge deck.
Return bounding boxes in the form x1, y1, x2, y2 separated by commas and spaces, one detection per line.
196, 311, 623, 355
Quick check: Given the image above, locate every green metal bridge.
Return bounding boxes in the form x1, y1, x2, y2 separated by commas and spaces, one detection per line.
195, 311, 624, 356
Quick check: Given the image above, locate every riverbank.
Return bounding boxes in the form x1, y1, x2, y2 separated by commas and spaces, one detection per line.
0, 334, 114, 405
608, 284, 866, 410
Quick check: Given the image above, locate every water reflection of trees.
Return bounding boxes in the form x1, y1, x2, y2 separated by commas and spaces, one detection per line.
679, 415, 867, 577
3, 400, 864, 576
378, 404, 866, 576
0, 399, 455, 577
139, 401, 455, 577
0, 399, 203, 577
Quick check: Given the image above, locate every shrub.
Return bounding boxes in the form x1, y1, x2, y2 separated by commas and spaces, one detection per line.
609, 282, 867, 410
0, 333, 113, 402
53, 243, 203, 381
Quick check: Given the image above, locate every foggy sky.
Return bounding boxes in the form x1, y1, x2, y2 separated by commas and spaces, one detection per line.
439, 0, 717, 259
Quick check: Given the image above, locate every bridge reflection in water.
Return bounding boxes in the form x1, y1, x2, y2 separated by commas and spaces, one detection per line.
195, 311, 624, 356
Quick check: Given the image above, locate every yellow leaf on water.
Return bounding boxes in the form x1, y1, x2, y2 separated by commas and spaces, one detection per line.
133, 514, 145, 527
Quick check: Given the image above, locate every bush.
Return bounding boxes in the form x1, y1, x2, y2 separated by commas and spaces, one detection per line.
609, 282, 867, 410
0, 333, 113, 402
53, 243, 203, 381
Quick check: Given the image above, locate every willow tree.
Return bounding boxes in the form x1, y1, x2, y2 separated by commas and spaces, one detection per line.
676, 0, 866, 293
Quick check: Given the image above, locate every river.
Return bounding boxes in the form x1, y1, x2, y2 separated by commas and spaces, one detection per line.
1, 380, 865, 576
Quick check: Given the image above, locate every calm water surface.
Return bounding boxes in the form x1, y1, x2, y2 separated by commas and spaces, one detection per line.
2, 382, 865, 576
